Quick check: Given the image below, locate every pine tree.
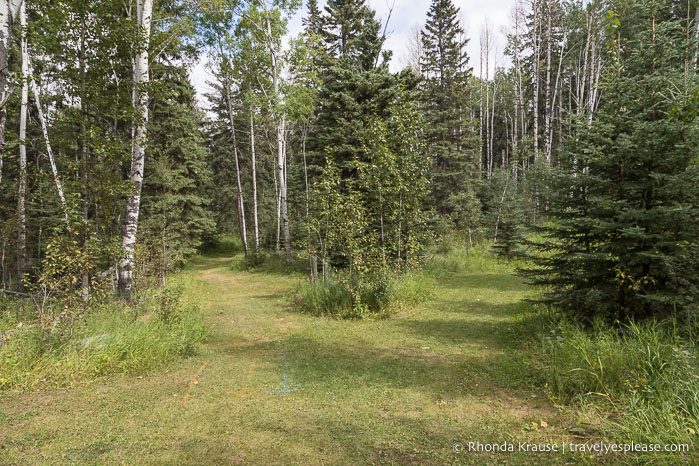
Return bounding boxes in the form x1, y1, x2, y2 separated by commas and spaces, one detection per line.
522, 0, 699, 322
420, 0, 480, 216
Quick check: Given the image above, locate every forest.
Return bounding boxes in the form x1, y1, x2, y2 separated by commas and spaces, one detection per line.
0, 0, 697, 463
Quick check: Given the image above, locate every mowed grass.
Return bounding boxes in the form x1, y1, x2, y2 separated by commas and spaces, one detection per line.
1, 250, 605, 465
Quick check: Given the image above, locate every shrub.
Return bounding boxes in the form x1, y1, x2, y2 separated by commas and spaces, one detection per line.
293, 269, 435, 319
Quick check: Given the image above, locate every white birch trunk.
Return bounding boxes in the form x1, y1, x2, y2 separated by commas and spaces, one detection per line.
479, 34, 484, 173
0, 0, 23, 186
693, 5, 699, 68
16, 0, 26, 291
532, 0, 540, 159
250, 112, 259, 253
27, 57, 68, 221
548, 29, 567, 163
278, 116, 291, 265
263, 2, 291, 264
224, 81, 248, 257
544, 0, 552, 163
118, 0, 153, 301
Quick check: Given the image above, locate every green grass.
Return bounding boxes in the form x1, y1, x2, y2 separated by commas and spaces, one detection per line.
0, 247, 694, 464
0, 278, 206, 390
543, 319, 698, 454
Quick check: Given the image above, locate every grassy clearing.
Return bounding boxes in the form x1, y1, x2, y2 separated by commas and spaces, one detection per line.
0, 244, 694, 464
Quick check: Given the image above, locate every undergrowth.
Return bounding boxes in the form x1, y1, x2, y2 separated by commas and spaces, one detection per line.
544, 318, 698, 455
0, 279, 206, 391
292, 270, 436, 319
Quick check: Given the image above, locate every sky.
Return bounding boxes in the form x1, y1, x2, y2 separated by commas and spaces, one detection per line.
190, 0, 516, 109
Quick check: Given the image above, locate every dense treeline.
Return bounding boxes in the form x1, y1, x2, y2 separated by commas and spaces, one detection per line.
0, 0, 696, 324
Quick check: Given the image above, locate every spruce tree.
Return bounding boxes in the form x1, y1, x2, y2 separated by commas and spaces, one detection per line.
420, 0, 480, 216
522, 0, 699, 322
141, 63, 217, 273
308, 0, 400, 178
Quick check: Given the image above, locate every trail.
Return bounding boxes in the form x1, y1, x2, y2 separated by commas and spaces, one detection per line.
0, 254, 575, 464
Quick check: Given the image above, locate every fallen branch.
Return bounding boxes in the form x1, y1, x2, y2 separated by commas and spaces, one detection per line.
1, 288, 36, 297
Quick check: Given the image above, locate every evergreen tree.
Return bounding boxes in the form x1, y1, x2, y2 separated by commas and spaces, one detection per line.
140, 63, 217, 275
522, 0, 699, 322
308, 0, 400, 179
420, 0, 480, 216
490, 175, 525, 261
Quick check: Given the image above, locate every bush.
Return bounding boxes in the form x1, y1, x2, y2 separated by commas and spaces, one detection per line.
545, 319, 698, 450
0, 282, 206, 391
292, 270, 435, 319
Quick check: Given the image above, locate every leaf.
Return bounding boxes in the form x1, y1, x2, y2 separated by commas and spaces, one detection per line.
688, 427, 696, 435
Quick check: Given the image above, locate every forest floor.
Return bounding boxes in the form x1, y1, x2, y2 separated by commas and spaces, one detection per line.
0, 253, 600, 465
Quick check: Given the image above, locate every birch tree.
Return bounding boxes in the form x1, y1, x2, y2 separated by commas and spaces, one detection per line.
118, 0, 153, 301
238, 0, 299, 265
0, 0, 23, 185
16, 0, 26, 291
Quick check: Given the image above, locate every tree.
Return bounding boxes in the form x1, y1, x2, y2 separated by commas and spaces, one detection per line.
118, 0, 153, 301
140, 63, 216, 282
0, 0, 24, 186
308, 0, 399, 179
420, 0, 479, 216
523, 0, 699, 322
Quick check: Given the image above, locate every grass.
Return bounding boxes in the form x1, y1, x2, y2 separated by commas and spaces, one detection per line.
0, 278, 206, 390
0, 245, 695, 464
543, 319, 698, 453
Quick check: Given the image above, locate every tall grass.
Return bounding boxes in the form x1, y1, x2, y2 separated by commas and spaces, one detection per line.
0, 281, 206, 391
424, 237, 526, 276
545, 319, 698, 449
293, 271, 436, 319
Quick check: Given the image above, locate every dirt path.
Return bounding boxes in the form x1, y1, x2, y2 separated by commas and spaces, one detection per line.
0, 255, 577, 464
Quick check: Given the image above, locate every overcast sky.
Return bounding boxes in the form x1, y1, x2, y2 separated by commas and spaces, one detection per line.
190, 0, 516, 109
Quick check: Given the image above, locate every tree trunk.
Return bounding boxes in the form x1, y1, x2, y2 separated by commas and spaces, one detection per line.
544, 0, 552, 163
224, 80, 248, 257
27, 57, 68, 220
263, 4, 291, 265
118, 0, 153, 302
484, 26, 491, 177
692, 5, 699, 68
16, 0, 26, 292
250, 112, 259, 252
279, 117, 291, 265
0, 0, 23, 187
79, 14, 89, 301
479, 31, 484, 173
489, 74, 498, 178
532, 0, 540, 159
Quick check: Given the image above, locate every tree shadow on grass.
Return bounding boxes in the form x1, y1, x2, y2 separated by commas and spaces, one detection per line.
235, 332, 541, 401
434, 272, 531, 294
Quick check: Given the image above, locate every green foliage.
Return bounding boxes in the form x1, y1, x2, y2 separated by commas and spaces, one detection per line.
489, 174, 526, 261
0, 281, 206, 391
306, 93, 431, 303
292, 268, 435, 319
545, 319, 698, 449
420, 0, 480, 215
140, 62, 217, 275
522, 1, 699, 322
